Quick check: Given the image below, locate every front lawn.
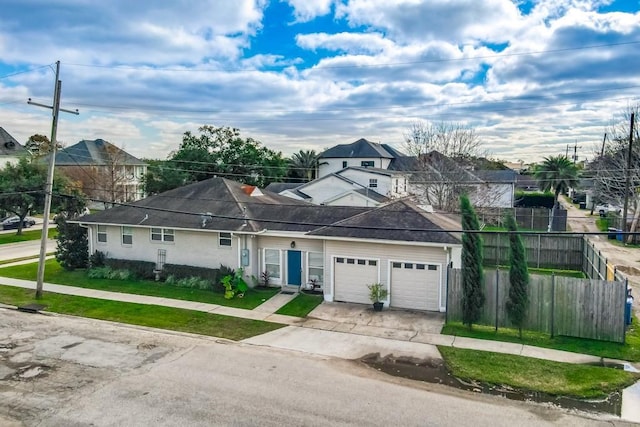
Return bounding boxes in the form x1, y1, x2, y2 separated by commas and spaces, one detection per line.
0, 285, 283, 341
0, 260, 280, 310
0, 227, 57, 244
439, 347, 638, 399
442, 321, 640, 362
276, 292, 324, 317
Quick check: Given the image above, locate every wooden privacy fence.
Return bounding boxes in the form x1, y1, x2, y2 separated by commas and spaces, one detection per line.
446, 269, 627, 343
482, 233, 584, 270
583, 236, 626, 282
478, 207, 567, 231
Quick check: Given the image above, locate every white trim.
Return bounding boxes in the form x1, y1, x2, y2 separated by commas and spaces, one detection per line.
263, 248, 283, 285
306, 251, 324, 289
121, 226, 133, 246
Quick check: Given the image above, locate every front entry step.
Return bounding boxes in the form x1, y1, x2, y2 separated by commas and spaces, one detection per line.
280, 285, 300, 295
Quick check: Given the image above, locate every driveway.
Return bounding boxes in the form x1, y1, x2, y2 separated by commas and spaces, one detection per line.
303, 301, 445, 340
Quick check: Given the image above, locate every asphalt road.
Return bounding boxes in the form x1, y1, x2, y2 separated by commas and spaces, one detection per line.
0, 239, 56, 261
0, 309, 629, 427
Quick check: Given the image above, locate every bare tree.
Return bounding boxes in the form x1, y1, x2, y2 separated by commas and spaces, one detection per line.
590, 104, 640, 242
404, 121, 492, 211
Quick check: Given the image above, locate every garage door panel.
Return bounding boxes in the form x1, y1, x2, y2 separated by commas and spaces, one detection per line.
391, 262, 440, 311
334, 258, 378, 304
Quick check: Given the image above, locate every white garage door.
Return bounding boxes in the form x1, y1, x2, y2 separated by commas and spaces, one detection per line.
334, 257, 378, 304
391, 262, 440, 311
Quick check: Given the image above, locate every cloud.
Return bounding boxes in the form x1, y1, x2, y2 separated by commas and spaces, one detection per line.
286, 0, 334, 22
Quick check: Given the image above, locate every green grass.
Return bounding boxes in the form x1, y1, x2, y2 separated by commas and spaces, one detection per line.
0, 260, 280, 310
0, 285, 283, 341
275, 292, 324, 317
481, 225, 547, 232
0, 227, 57, 244
483, 266, 585, 278
439, 346, 638, 399
442, 320, 640, 362
0, 253, 55, 266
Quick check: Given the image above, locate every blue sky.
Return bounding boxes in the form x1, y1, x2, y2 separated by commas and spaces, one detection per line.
1, 0, 639, 162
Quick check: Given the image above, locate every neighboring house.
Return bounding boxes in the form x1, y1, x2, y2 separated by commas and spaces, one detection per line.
515, 174, 540, 192
0, 127, 29, 168
76, 177, 462, 312
318, 138, 408, 177
471, 169, 518, 208
43, 139, 147, 205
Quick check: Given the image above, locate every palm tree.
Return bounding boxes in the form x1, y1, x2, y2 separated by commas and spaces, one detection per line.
288, 150, 321, 182
534, 155, 579, 231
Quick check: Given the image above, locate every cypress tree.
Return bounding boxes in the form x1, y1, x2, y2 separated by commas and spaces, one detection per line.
505, 213, 529, 338
460, 195, 485, 328
55, 214, 89, 271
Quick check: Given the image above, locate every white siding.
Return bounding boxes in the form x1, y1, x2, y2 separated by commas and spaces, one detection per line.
471, 183, 514, 208
325, 192, 381, 207
319, 157, 392, 177
338, 169, 393, 196
324, 240, 450, 310
257, 236, 323, 286
88, 225, 239, 269
296, 176, 358, 204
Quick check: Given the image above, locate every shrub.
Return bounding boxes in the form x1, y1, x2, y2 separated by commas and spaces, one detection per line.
165, 275, 211, 290
514, 191, 555, 209
87, 266, 134, 281
104, 259, 156, 280
162, 264, 220, 284
89, 250, 106, 268
220, 267, 249, 299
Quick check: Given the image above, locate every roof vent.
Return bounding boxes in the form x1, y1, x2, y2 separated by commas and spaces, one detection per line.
200, 212, 213, 228
4, 141, 15, 149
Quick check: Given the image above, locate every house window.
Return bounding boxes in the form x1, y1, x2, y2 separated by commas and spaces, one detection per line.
336, 257, 345, 263
392, 262, 402, 268
121, 226, 133, 245
404, 263, 414, 269
357, 259, 366, 265
369, 179, 378, 188
219, 232, 232, 247
428, 265, 438, 271
416, 264, 426, 270
346, 258, 355, 264
308, 252, 324, 286
97, 225, 107, 243
342, 161, 347, 168
361, 161, 374, 167
151, 228, 174, 242
368, 260, 377, 266
265, 249, 281, 280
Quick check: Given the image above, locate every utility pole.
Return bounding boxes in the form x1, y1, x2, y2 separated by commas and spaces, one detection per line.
622, 112, 635, 243
600, 133, 607, 157
573, 142, 578, 164
28, 61, 79, 299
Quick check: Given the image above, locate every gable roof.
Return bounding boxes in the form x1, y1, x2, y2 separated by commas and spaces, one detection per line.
78, 177, 458, 245
473, 169, 518, 183
319, 138, 406, 159
264, 182, 303, 193
286, 172, 389, 203
53, 139, 146, 166
0, 127, 29, 157
340, 166, 407, 177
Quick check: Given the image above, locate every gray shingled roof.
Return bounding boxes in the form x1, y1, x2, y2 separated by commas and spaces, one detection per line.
78, 177, 458, 244
52, 139, 146, 166
264, 182, 303, 193
0, 127, 29, 157
307, 199, 460, 244
319, 138, 406, 159
473, 169, 518, 183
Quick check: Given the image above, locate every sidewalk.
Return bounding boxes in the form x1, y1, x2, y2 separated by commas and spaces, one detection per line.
0, 275, 636, 366
1, 275, 639, 421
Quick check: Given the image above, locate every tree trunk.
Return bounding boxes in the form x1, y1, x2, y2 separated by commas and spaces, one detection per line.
627, 203, 640, 244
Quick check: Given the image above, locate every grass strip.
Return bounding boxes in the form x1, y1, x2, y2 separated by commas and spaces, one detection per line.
0, 259, 279, 310
0, 285, 283, 341
442, 321, 640, 362
0, 228, 57, 244
439, 346, 638, 399
275, 293, 323, 317
0, 253, 55, 266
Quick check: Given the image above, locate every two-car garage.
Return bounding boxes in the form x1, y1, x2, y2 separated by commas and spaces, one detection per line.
332, 256, 443, 312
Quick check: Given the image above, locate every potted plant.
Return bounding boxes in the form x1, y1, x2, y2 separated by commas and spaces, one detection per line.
367, 282, 388, 312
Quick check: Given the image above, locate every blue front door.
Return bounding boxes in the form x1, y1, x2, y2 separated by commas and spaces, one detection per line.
287, 250, 302, 286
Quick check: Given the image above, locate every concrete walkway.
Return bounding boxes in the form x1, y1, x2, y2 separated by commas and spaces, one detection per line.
1, 275, 639, 421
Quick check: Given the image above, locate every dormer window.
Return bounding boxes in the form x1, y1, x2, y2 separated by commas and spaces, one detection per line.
369, 179, 378, 188
361, 161, 374, 167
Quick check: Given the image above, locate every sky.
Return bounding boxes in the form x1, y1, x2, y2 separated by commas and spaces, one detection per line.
1, 0, 639, 163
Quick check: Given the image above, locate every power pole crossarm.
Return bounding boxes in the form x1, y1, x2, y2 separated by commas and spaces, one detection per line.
28, 61, 79, 299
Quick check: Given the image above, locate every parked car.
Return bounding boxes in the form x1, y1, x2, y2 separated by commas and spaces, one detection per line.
1, 216, 36, 230
595, 203, 621, 217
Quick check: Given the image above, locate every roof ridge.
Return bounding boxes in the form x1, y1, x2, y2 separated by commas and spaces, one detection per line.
222, 179, 261, 232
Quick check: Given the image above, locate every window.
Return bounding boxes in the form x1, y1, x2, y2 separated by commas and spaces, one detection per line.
368, 260, 377, 266
151, 228, 174, 242
404, 263, 414, 269
265, 249, 281, 280
219, 232, 232, 247
392, 262, 402, 268
428, 265, 438, 271
342, 161, 347, 168
416, 264, 426, 270
97, 225, 107, 243
346, 258, 355, 264
361, 160, 374, 167
308, 252, 324, 286
369, 179, 378, 188
336, 257, 345, 263
357, 259, 366, 265
121, 226, 133, 245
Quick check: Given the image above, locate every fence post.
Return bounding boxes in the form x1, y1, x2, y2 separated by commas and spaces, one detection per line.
537, 234, 541, 268
550, 273, 555, 338
495, 267, 499, 332
445, 264, 450, 324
